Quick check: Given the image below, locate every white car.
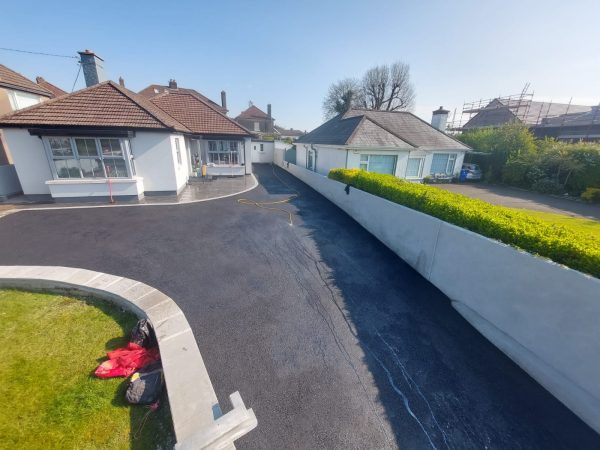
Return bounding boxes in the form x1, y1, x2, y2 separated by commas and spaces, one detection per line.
462, 163, 482, 181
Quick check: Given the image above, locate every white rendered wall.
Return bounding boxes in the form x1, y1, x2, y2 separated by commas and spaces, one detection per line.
46, 177, 144, 198
2, 128, 53, 195
251, 141, 274, 163
130, 132, 179, 193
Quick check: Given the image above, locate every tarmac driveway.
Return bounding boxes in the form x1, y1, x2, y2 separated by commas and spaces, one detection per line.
0, 164, 598, 449
436, 183, 600, 219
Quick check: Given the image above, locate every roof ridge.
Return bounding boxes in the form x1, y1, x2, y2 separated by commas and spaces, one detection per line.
400, 110, 471, 149
108, 81, 190, 132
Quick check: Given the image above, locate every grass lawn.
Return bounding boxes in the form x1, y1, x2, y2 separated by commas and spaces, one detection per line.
510, 208, 600, 240
0, 289, 174, 450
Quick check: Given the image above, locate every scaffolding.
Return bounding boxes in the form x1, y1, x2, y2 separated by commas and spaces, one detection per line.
447, 83, 536, 133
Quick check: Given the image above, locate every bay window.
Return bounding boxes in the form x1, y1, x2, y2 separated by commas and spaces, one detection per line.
208, 140, 241, 165
430, 153, 457, 175
45, 136, 131, 179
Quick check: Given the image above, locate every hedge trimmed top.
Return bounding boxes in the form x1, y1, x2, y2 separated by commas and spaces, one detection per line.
328, 168, 600, 278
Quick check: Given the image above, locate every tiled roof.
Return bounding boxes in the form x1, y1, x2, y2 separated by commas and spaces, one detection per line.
274, 125, 305, 137
0, 64, 52, 97
35, 77, 67, 98
236, 105, 271, 120
0, 81, 189, 132
149, 90, 251, 136
297, 109, 470, 150
139, 84, 227, 113
537, 106, 600, 128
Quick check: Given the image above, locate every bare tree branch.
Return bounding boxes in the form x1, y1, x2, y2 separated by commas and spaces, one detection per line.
322, 78, 360, 119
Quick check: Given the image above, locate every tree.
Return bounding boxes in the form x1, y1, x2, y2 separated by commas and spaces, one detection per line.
359, 62, 415, 111
322, 78, 360, 119
322, 61, 415, 119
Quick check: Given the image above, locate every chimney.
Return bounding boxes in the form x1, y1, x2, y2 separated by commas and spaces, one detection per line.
431, 106, 449, 131
221, 90, 227, 110
267, 104, 272, 118
118, 76, 125, 87
78, 50, 106, 87
168, 79, 178, 89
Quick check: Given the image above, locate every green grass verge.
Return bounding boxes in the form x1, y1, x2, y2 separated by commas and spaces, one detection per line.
328, 168, 600, 278
508, 209, 600, 241
0, 289, 174, 450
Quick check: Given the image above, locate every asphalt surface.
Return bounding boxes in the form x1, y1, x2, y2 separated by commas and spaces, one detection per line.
436, 183, 600, 219
0, 164, 598, 449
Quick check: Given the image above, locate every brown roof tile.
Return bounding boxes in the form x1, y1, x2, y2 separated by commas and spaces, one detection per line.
35, 77, 67, 98
236, 105, 271, 120
149, 90, 251, 136
139, 84, 227, 113
0, 81, 189, 132
0, 64, 52, 97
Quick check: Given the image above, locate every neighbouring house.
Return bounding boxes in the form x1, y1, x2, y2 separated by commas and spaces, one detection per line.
0, 64, 55, 198
292, 109, 470, 180
35, 76, 67, 98
462, 98, 592, 131
274, 125, 305, 141
0, 51, 253, 202
138, 79, 228, 115
533, 106, 600, 142
235, 103, 274, 138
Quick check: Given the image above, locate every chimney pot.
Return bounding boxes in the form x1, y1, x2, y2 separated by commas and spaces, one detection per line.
267, 103, 272, 118
221, 90, 227, 110
78, 50, 106, 87
168, 79, 178, 89
118, 77, 125, 87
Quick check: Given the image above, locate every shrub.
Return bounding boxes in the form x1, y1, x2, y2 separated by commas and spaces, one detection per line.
531, 178, 564, 195
581, 187, 600, 203
328, 168, 600, 278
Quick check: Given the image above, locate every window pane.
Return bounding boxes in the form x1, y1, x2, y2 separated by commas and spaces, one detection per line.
406, 158, 422, 177
54, 159, 81, 178
49, 137, 73, 157
431, 154, 450, 174
368, 155, 396, 175
360, 154, 369, 162
359, 163, 368, 171
100, 138, 123, 157
103, 159, 128, 177
74, 138, 98, 157
208, 141, 217, 152
446, 154, 457, 174
80, 158, 104, 178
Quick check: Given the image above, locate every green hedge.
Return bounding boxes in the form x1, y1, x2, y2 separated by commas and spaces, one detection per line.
328, 168, 600, 278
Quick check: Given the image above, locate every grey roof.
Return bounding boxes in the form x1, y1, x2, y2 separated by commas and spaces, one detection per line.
297, 109, 469, 150
463, 99, 593, 129
537, 106, 600, 128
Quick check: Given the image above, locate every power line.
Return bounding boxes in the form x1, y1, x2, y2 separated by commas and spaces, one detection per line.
71, 63, 82, 92
0, 47, 77, 59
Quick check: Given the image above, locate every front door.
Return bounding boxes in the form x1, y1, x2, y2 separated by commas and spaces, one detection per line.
307, 148, 316, 171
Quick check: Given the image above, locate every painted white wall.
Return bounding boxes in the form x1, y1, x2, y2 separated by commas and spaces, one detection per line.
170, 134, 190, 193
276, 159, 600, 434
46, 177, 144, 198
2, 128, 53, 195
251, 141, 274, 163
7, 89, 45, 110
130, 132, 179, 193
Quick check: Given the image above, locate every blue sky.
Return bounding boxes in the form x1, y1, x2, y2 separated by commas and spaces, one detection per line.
1, 0, 598, 131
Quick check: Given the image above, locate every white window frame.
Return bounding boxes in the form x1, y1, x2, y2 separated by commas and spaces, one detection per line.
358, 154, 397, 175
207, 140, 241, 165
405, 156, 425, 178
42, 136, 133, 180
254, 122, 260, 131
175, 138, 182, 165
430, 153, 457, 175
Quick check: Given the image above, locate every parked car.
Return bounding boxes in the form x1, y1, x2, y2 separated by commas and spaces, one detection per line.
461, 163, 482, 181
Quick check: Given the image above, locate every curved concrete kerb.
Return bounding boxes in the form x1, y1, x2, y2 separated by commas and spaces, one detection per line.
0, 265, 257, 449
